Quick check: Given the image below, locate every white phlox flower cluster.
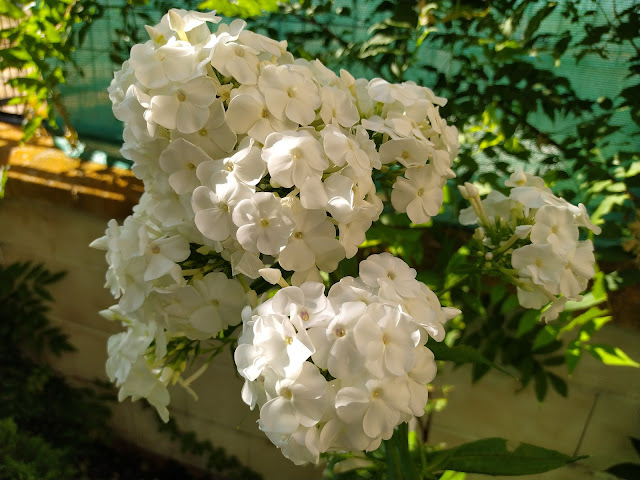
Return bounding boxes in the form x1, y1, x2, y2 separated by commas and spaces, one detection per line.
235, 253, 459, 465
107, 8, 459, 281
94, 7, 459, 460
458, 168, 601, 322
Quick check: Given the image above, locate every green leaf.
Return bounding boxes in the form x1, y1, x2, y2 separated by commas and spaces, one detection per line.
426, 438, 587, 475
429, 343, 517, 379
0, 165, 8, 200
438, 471, 466, 480
547, 372, 568, 397
606, 462, 640, 480
532, 325, 558, 351
558, 307, 609, 335
524, 2, 557, 41
197, 0, 282, 17
584, 344, 640, 368
516, 310, 539, 337
590, 193, 629, 226
565, 341, 583, 374
0, 0, 26, 19
534, 368, 548, 402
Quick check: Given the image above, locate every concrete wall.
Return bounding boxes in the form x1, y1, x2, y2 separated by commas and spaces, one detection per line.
1, 124, 638, 479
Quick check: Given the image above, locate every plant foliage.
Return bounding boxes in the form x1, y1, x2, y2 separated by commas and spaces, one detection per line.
0, 0, 104, 142
0, 260, 261, 480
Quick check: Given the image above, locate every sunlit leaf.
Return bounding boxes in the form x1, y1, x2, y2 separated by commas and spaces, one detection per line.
585, 344, 640, 368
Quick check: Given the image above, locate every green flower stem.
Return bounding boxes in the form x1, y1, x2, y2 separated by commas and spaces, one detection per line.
237, 274, 252, 293
493, 233, 520, 256
385, 422, 420, 480
181, 265, 215, 277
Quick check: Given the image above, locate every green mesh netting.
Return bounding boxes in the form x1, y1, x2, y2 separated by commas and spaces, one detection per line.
59, 0, 637, 153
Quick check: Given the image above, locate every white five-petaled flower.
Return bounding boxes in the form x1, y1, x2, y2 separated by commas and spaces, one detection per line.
187, 272, 246, 337
258, 64, 321, 126
335, 377, 412, 441
259, 362, 328, 435
171, 99, 237, 159
379, 138, 431, 167
197, 136, 266, 187
530, 205, 579, 254
232, 192, 295, 256
278, 199, 345, 273
191, 181, 252, 241
148, 76, 218, 134
353, 303, 421, 378
511, 243, 566, 291
225, 86, 298, 144
359, 252, 420, 296
391, 165, 445, 224
159, 138, 212, 195
211, 38, 260, 85
263, 130, 328, 189
129, 38, 198, 90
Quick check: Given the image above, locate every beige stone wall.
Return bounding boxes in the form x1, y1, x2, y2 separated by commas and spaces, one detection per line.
1, 122, 638, 479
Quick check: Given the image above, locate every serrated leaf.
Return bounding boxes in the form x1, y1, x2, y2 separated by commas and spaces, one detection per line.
426, 438, 587, 475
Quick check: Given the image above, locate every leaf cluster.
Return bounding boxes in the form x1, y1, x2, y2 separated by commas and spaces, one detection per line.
0, 418, 76, 480
0, 260, 261, 479
0, 0, 104, 140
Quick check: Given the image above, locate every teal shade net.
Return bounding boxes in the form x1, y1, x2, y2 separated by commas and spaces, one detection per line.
59, 0, 637, 154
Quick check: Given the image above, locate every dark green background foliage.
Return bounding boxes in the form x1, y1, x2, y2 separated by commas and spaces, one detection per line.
0, 0, 104, 140
0, 261, 262, 480
0, 418, 77, 480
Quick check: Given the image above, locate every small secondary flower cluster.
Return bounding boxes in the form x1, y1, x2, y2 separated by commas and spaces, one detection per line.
92, 8, 457, 445
235, 253, 459, 464
458, 168, 601, 321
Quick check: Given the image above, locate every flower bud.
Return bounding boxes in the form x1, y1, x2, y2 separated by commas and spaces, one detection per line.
463, 182, 480, 198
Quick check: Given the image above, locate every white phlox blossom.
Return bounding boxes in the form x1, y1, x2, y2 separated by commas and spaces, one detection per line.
258, 64, 322, 126
263, 130, 328, 189
232, 192, 295, 256
235, 253, 447, 464
391, 165, 445, 224
458, 170, 600, 321
97, 9, 459, 457
171, 99, 237, 159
